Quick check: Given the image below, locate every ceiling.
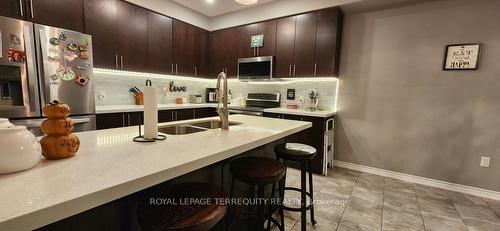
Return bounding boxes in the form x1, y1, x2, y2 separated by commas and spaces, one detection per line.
172, 0, 278, 17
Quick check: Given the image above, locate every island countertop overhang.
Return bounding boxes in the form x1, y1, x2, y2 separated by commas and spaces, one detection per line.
0, 115, 311, 230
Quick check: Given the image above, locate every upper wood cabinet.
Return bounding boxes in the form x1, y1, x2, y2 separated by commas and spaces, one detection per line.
275, 7, 342, 78
147, 11, 173, 75
0, 0, 26, 20
173, 20, 195, 76
238, 20, 276, 58
0, 0, 84, 31
84, 0, 118, 69
84, 0, 148, 71
194, 27, 209, 77
116, 0, 148, 72
315, 7, 342, 77
225, 28, 239, 77
208, 27, 239, 78
28, 0, 84, 32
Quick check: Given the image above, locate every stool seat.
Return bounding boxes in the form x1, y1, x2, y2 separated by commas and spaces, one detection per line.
230, 157, 286, 185
137, 182, 226, 231
274, 143, 317, 161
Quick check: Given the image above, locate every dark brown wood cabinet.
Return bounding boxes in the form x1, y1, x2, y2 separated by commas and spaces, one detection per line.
147, 11, 173, 74
173, 20, 195, 76
315, 8, 343, 77
27, 0, 84, 32
275, 16, 296, 77
194, 27, 209, 77
209, 30, 227, 77
293, 13, 317, 76
263, 112, 331, 174
84, 0, 118, 69
0, 0, 26, 20
225, 28, 240, 77
116, 1, 148, 72
96, 113, 127, 130
84, 0, 148, 71
238, 20, 276, 58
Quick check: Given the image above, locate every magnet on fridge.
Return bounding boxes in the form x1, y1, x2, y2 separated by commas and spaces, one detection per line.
58, 32, 67, 41
49, 74, 61, 85
48, 55, 62, 62
67, 43, 78, 51
10, 34, 21, 45
78, 45, 87, 52
7, 48, 26, 63
75, 73, 90, 87
49, 38, 61, 46
64, 50, 77, 62
74, 65, 86, 70
82, 63, 91, 68
56, 66, 76, 81
79, 51, 89, 60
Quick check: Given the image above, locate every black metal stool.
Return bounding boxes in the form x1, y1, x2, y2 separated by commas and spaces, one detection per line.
137, 182, 227, 231
274, 143, 317, 231
229, 156, 286, 231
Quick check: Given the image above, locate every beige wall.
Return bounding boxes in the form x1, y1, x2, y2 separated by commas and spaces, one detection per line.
336, 0, 500, 191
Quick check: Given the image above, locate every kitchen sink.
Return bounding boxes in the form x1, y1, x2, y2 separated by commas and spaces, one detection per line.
190, 120, 241, 129
158, 120, 241, 135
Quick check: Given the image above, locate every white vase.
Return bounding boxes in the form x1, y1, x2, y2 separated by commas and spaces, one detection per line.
0, 126, 42, 174
0, 118, 14, 128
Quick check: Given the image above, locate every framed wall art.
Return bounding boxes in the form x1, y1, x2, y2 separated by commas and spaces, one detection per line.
443, 43, 481, 70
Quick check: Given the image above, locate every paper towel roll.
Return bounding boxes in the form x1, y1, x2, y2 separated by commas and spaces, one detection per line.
143, 86, 158, 139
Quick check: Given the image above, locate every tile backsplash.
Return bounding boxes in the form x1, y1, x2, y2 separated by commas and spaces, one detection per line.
94, 69, 339, 111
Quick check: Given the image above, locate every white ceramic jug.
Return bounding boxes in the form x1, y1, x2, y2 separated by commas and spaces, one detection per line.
0, 125, 42, 174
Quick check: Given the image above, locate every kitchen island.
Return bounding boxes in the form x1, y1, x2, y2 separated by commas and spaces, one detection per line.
0, 115, 310, 230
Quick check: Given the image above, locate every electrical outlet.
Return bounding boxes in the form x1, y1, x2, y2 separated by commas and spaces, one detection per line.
480, 157, 491, 167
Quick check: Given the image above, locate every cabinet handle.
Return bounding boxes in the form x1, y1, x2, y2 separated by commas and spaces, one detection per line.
120, 56, 124, 69
225, 68, 228, 75
171, 64, 174, 74
115, 54, 118, 68
253, 48, 256, 56
19, 0, 23, 16
29, 0, 34, 18
289, 65, 292, 77
293, 65, 296, 76
127, 114, 131, 126
122, 114, 126, 127
175, 64, 178, 74
257, 47, 260, 56
314, 64, 317, 76
194, 66, 197, 76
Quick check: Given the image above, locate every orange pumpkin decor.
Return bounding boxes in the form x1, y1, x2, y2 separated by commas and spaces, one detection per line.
40, 101, 80, 159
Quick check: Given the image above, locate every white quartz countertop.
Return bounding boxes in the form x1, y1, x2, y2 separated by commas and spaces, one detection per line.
0, 115, 310, 230
96, 104, 335, 117
263, 107, 336, 118
96, 103, 217, 114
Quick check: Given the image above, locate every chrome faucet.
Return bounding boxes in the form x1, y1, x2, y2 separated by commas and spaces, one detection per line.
216, 72, 229, 130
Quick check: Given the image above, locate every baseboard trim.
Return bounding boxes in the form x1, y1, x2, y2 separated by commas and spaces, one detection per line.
334, 160, 500, 201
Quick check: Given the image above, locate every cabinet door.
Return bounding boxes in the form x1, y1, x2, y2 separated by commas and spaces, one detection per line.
263, 112, 280, 119
158, 110, 174, 123
225, 27, 239, 77
176, 109, 195, 121
84, 0, 118, 69
148, 11, 173, 74
315, 8, 342, 77
209, 30, 227, 77
237, 23, 258, 58
128, 112, 143, 126
195, 108, 217, 118
255, 20, 276, 57
116, 1, 148, 72
293, 12, 317, 77
194, 27, 209, 77
29, 0, 84, 32
173, 20, 195, 76
0, 0, 26, 20
275, 16, 296, 78
96, 113, 125, 129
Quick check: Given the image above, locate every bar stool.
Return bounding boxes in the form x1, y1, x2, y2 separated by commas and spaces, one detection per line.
274, 143, 317, 231
137, 182, 226, 231
229, 156, 286, 231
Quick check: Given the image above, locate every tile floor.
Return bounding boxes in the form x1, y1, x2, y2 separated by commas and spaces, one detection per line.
276, 167, 500, 231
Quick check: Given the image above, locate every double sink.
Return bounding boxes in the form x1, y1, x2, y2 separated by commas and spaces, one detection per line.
158, 120, 240, 135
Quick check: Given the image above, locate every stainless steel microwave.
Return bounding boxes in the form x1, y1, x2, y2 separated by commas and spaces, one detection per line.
237, 56, 274, 81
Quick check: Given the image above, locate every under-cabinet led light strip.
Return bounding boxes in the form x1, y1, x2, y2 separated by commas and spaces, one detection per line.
94, 68, 339, 83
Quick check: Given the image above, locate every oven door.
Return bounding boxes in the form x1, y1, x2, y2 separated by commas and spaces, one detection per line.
0, 17, 40, 118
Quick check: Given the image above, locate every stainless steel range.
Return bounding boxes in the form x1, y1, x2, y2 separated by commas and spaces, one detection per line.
228, 93, 280, 116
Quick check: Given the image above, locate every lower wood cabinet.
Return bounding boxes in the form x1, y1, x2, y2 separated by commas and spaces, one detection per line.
96, 108, 217, 130
263, 112, 331, 175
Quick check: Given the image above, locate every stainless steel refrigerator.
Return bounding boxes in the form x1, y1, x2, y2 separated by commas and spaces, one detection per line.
0, 16, 95, 135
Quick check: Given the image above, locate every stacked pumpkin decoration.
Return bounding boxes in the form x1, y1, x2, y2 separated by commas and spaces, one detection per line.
40, 101, 80, 159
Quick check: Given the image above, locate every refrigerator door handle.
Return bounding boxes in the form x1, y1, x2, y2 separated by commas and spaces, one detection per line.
23, 25, 39, 113
19, 0, 24, 16
115, 54, 118, 68
120, 56, 124, 69
29, 0, 34, 18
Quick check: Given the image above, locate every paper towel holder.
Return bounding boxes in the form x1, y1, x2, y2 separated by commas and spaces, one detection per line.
133, 114, 166, 143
